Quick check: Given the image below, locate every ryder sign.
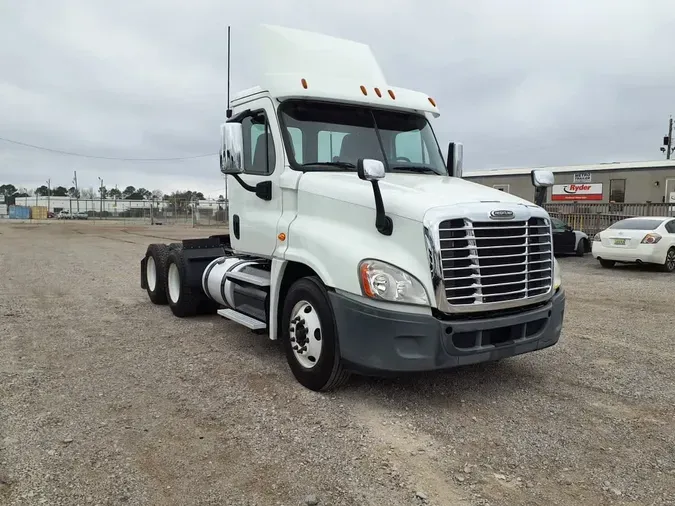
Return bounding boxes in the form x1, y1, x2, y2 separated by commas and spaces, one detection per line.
551, 183, 603, 201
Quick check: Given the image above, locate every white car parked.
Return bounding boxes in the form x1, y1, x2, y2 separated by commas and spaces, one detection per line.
592, 216, 675, 272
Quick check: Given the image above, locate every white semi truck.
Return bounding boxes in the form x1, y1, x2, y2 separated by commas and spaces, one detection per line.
140, 25, 565, 391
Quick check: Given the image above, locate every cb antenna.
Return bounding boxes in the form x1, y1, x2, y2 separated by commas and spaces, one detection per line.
226, 25, 232, 119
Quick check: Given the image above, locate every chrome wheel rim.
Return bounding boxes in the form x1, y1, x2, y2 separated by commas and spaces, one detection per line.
289, 300, 323, 369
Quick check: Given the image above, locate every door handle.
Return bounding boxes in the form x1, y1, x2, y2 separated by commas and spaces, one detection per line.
233, 214, 240, 239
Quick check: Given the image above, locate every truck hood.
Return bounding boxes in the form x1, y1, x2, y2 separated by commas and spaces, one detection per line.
297, 172, 537, 221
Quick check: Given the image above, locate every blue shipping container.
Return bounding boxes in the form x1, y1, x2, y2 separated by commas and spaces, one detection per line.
9, 205, 31, 219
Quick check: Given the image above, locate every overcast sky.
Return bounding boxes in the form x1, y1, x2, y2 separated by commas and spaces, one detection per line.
1, 0, 674, 198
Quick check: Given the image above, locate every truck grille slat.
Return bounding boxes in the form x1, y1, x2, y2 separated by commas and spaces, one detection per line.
438, 217, 553, 306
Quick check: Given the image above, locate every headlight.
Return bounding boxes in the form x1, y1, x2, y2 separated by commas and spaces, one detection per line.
358, 259, 429, 305
553, 257, 562, 290
593, 233, 601, 242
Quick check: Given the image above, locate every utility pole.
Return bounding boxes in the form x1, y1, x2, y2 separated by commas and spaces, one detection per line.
73, 170, 79, 213
663, 116, 674, 160
98, 177, 104, 217
46, 178, 51, 213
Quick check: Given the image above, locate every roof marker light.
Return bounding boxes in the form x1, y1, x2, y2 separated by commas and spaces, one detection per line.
301, 78, 308, 89
374, 87, 382, 97
428, 97, 437, 107
388, 89, 396, 99
360, 85, 367, 95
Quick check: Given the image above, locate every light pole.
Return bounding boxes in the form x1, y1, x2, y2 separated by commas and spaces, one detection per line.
662, 116, 674, 160
98, 177, 104, 217
46, 178, 51, 214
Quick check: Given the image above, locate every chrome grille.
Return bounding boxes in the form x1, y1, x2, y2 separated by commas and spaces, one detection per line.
439, 217, 552, 306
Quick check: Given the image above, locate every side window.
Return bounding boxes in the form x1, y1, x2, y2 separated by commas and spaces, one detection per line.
395, 130, 429, 163
318, 131, 348, 163
242, 112, 276, 175
666, 220, 675, 233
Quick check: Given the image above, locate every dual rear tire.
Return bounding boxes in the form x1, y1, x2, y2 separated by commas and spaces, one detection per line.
143, 243, 217, 317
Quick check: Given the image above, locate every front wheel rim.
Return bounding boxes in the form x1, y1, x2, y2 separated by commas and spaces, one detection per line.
289, 300, 323, 369
167, 263, 181, 303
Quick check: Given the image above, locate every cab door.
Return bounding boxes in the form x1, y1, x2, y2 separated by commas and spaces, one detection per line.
227, 97, 283, 257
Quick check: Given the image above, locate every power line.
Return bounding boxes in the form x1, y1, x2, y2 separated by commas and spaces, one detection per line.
0, 136, 217, 161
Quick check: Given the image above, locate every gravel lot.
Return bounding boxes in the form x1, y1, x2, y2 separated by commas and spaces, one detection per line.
1, 221, 674, 506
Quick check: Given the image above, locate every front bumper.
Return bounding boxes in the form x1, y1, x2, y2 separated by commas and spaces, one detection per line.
329, 289, 565, 375
592, 242, 666, 264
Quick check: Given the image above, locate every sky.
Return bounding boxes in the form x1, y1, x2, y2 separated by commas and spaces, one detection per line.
1, 0, 674, 198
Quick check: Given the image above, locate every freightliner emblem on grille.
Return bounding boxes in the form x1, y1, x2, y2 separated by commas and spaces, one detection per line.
489, 209, 515, 220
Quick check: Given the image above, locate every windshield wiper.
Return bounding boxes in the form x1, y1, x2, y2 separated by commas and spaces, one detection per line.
301, 161, 356, 169
390, 165, 439, 174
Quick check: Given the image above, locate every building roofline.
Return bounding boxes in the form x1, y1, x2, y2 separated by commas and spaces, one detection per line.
463, 159, 675, 178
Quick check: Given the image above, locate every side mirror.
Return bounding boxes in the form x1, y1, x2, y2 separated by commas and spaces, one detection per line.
531, 169, 554, 187
220, 122, 244, 175
357, 159, 385, 181
447, 142, 463, 178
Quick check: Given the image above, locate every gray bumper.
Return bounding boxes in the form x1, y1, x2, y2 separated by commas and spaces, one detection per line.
329, 289, 565, 375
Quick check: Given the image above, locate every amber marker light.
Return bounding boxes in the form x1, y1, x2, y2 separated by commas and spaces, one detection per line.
388, 89, 396, 99
360, 85, 368, 95
374, 87, 382, 97
359, 263, 374, 297
301, 78, 308, 89
428, 97, 437, 107
278, 233, 286, 241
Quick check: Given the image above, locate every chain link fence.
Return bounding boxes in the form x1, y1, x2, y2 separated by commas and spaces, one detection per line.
544, 202, 675, 236
6, 197, 229, 227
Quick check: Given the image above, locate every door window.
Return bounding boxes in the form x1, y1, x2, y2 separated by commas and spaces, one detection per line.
242, 111, 276, 175
551, 217, 568, 231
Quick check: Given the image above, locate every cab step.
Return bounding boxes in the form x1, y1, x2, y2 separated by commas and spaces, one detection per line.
217, 308, 267, 330
226, 270, 271, 287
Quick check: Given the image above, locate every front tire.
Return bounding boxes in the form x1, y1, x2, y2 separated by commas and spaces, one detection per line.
281, 276, 350, 392
661, 248, 675, 273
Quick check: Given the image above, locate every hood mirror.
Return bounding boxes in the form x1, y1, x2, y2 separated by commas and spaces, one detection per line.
357, 158, 385, 181
357, 158, 392, 236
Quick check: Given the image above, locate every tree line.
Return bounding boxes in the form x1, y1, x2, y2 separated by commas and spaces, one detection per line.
0, 183, 219, 206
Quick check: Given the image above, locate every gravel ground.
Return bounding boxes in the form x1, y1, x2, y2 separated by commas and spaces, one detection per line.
1, 221, 674, 506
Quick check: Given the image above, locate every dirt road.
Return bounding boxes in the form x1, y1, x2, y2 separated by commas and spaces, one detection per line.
1, 222, 673, 505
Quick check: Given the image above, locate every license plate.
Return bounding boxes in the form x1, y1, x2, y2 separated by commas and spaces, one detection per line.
613, 238, 627, 245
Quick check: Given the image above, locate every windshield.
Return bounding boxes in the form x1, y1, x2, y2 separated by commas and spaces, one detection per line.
278, 99, 447, 175
609, 218, 664, 230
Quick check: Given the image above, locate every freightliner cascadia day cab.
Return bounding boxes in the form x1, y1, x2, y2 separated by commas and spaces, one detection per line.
139, 25, 565, 391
